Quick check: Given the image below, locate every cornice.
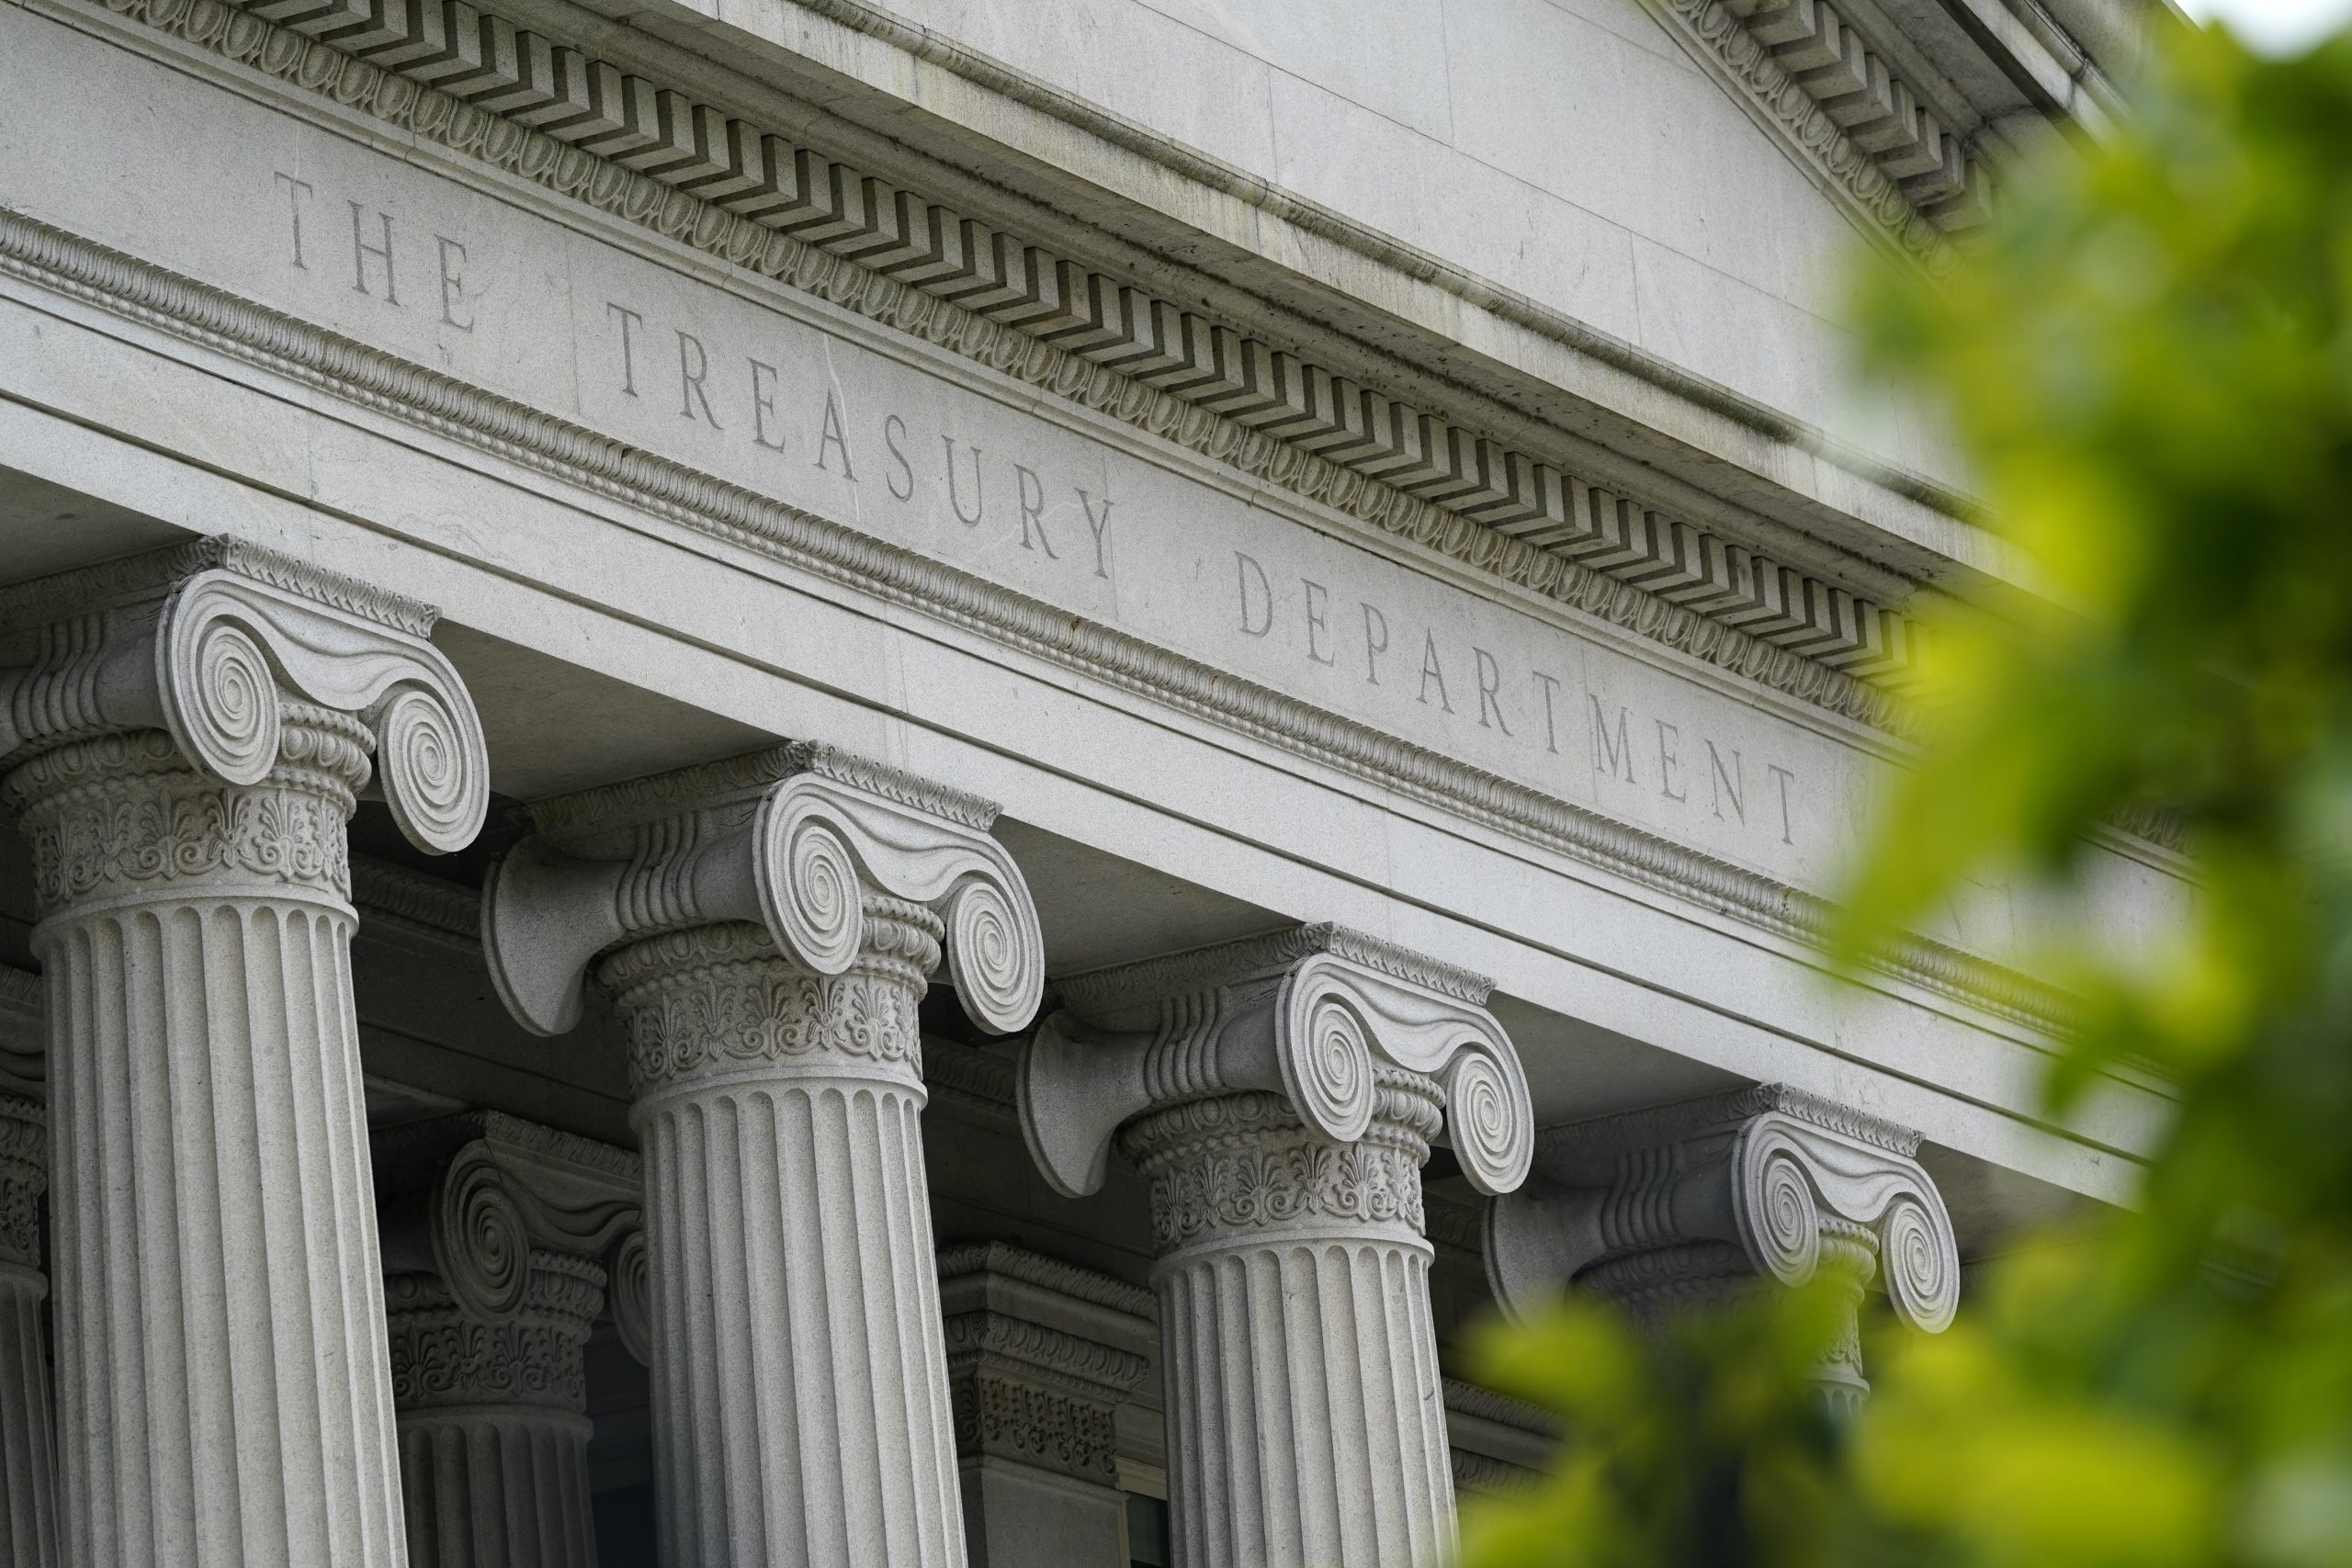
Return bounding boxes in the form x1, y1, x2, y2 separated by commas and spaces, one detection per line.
0, 198, 2075, 1037
1655, 0, 1990, 276
60, 0, 1939, 731
715, 0, 1994, 517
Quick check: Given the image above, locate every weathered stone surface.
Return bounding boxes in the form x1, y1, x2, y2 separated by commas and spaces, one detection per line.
0, 542, 489, 1568
1019, 926, 1534, 1568
483, 745, 1046, 1568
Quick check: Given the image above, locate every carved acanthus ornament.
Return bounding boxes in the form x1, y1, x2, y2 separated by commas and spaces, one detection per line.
483, 740, 1042, 1056
1017, 925, 1533, 1568
1485, 1084, 1960, 1404
935, 1244, 1154, 1490
0, 537, 489, 900
1021, 922, 1533, 1215
371, 1112, 645, 1568
0, 541, 490, 1568
483, 744, 1046, 1568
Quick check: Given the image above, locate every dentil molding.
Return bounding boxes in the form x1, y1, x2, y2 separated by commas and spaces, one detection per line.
0, 211, 2086, 1038
45, 0, 1936, 712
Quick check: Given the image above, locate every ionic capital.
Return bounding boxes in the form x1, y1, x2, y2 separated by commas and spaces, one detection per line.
0, 538, 489, 863
372, 1111, 650, 1365
1018, 923, 1533, 1201
481, 742, 1045, 1040
1485, 1084, 1960, 1335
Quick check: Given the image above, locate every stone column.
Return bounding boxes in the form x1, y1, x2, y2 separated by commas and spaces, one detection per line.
934, 1243, 1155, 1568
0, 539, 491, 1568
1483, 1084, 1962, 1408
1016, 925, 1535, 1568
0, 967, 53, 1568
481, 744, 1046, 1568
370, 1112, 650, 1568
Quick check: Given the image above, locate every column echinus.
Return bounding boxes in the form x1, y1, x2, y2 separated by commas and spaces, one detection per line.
1484, 1085, 1962, 1408
0, 539, 491, 1567
1016, 925, 1536, 1568
371, 1111, 651, 1568
480, 744, 1046, 1568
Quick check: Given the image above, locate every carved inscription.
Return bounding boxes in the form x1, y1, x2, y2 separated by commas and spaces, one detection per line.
1235, 550, 1802, 849
596, 299, 1119, 583
252, 168, 1812, 862
274, 170, 476, 332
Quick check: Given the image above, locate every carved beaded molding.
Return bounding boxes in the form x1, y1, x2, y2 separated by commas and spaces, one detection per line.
0, 541, 491, 874
384, 1258, 604, 1412
935, 1243, 1152, 1483
0, 215, 2084, 1040
1019, 924, 1536, 1210
595, 917, 933, 1093
372, 1110, 652, 1367
57, 0, 1942, 709
1483, 1082, 1961, 1335
1119, 1089, 1437, 1252
482, 744, 1046, 1043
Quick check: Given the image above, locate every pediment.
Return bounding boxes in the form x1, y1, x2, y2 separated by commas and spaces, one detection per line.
1640, 0, 2130, 271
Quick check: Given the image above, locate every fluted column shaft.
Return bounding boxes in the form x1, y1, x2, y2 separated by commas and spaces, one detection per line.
0, 1090, 56, 1567
16, 717, 406, 1568
1018, 926, 1533, 1568
1125, 1077, 1454, 1568
605, 909, 964, 1568
386, 1260, 603, 1568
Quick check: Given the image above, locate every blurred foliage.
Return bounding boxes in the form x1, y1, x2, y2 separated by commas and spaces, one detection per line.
1460, 18, 2352, 1568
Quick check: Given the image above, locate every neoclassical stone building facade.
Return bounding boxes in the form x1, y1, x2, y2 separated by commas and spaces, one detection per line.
0, 0, 2172, 1562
